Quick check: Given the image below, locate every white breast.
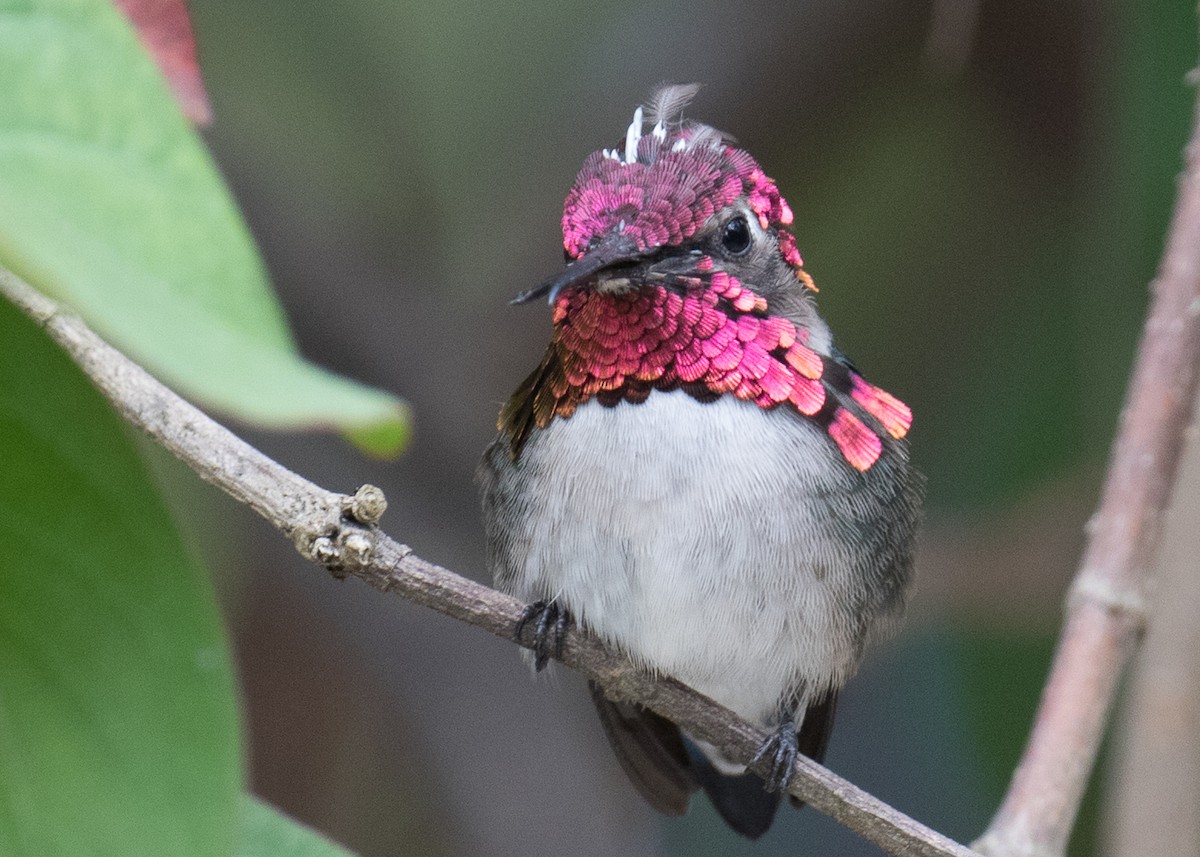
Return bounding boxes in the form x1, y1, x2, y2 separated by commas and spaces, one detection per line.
495, 392, 872, 728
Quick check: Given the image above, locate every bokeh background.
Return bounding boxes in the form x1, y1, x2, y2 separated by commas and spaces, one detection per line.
165, 1, 1197, 854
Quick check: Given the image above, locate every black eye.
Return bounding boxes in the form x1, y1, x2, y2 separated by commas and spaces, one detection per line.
720, 216, 752, 256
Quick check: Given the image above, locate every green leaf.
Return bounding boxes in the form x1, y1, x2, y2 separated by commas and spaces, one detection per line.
0, 0, 409, 457
236, 796, 359, 857
0, 298, 242, 856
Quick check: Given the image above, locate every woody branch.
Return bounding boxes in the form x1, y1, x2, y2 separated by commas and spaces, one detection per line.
973, 23, 1200, 857
0, 262, 977, 857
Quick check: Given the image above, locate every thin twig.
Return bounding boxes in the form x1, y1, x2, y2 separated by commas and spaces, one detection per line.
1107, 407, 1200, 856
973, 51, 1200, 857
0, 265, 980, 857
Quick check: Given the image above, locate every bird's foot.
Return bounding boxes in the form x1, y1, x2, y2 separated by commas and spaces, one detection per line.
749, 718, 799, 793
515, 600, 572, 671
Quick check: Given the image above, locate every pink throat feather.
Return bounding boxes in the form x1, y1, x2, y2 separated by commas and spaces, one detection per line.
550, 277, 911, 472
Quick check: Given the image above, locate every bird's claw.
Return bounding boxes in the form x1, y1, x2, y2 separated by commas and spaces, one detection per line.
750, 719, 799, 793
515, 600, 572, 671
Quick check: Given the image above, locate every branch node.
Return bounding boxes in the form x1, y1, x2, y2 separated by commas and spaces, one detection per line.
309, 534, 340, 567
293, 515, 377, 578
340, 529, 374, 567
1067, 575, 1151, 630
347, 483, 388, 525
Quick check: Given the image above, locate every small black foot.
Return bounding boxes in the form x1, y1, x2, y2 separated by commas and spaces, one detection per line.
749, 718, 799, 793
515, 600, 571, 671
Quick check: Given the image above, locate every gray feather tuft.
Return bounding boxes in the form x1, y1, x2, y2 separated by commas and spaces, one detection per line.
682, 123, 724, 149
647, 83, 702, 128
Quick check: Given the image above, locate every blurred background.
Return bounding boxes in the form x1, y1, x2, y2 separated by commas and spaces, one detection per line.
164, 0, 1197, 854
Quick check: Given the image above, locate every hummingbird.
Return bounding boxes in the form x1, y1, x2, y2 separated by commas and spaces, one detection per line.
478, 85, 921, 839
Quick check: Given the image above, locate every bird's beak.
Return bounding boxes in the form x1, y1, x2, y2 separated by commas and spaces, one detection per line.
511, 231, 650, 305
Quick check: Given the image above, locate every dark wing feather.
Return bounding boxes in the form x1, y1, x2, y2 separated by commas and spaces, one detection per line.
797, 690, 838, 764
588, 681, 698, 815
498, 347, 563, 459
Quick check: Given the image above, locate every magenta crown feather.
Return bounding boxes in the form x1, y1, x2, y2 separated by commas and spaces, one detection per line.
560, 84, 814, 292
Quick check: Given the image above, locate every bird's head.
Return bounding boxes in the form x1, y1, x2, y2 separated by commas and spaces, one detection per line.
513, 84, 816, 318
502, 85, 910, 472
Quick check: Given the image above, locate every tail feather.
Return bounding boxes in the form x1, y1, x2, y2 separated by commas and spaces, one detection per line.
687, 750, 781, 839
589, 683, 841, 838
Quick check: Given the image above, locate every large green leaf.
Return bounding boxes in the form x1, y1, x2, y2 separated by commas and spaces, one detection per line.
0, 0, 409, 457
236, 797, 359, 857
0, 298, 242, 856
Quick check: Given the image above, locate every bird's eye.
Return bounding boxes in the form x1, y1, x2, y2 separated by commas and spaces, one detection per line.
720, 216, 752, 256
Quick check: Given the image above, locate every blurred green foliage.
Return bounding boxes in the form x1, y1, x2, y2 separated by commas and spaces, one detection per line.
237, 797, 359, 857
0, 0, 410, 455
0, 298, 242, 857
0, 0, 422, 852
788, 78, 1088, 509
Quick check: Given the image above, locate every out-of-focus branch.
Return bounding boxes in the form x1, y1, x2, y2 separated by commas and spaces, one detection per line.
1106, 401, 1200, 857
0, 265, 981, 857
973, 41, 1200, 857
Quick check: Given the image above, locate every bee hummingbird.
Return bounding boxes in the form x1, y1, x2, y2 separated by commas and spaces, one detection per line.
478, 85, 921, 839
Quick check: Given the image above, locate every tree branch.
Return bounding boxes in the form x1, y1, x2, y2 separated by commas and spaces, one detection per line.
0, 265, 981, 856
973, 47, 1200, 857
1106, 399, 1200, 856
